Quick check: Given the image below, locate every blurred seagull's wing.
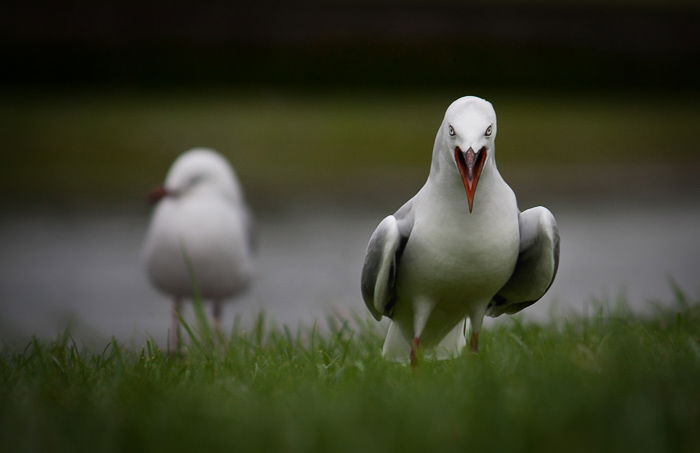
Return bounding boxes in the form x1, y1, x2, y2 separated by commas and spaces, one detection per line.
487, 206, 560, 317
243, 205, 258, 253
361, 200, 414, 320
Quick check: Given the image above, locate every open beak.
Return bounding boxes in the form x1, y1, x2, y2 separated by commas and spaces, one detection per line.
147, 185, 171, 205
454, 146, 487, 213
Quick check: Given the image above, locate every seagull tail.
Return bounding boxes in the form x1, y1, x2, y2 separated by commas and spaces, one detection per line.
382, 321, 412, 364
381, 319, 467, 364
426, 318, 468, 361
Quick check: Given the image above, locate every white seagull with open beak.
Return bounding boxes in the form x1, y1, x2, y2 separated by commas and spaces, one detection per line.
361, 96, 559, 365
143, 148, 255, 352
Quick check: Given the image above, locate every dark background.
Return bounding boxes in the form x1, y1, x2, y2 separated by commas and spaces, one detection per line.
3, 1, 699, 92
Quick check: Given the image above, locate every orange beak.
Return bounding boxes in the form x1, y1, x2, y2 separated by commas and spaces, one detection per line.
147, 185, 170, 205
454, 146, 487, 213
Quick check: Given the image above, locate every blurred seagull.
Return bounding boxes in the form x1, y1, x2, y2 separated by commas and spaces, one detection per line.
361, 96, 559, 365
144, 148, 255, 352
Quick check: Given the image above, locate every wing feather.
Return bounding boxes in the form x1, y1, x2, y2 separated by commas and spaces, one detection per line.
487, 206, 560, 317
360, 201, 414, 320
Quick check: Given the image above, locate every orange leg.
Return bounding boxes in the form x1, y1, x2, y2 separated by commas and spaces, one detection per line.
169, 298, 182, 355
470, 331, 480, 353
410, 337, 421, 368
212, 300, 223, 337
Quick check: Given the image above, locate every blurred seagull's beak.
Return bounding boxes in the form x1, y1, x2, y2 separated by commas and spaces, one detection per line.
454, 146, 487, 213
147, 185, 172, 205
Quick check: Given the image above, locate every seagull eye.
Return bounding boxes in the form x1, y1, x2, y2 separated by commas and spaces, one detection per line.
189, 175, 204, 186
485, 125, 493, 137
448, 125, 455, 137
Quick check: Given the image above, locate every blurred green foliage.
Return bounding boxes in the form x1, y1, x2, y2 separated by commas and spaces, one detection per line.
1, 297, 699, 452
2, 91, 699, 205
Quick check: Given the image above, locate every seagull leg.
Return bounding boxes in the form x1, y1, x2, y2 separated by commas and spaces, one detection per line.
468, 304, 486, 353
469, 331, 480, 353
212, 300, 223, 338
410, 297, 434, 367
169, 298, 182, 355
410, 337, 421, 369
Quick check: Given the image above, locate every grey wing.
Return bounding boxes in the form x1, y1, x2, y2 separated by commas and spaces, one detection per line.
487, 206, 560, 317
360, 201, 414, 321
242, 205, 258, 253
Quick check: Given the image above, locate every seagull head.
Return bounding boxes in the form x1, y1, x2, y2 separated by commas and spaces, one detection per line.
148, 148, 241, 204
435, 96, 497, 213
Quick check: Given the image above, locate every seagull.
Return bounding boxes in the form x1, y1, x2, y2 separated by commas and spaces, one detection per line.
361, 96, 559, 365
143, 148, 255, 352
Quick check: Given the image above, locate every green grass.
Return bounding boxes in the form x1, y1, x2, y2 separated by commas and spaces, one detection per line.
2, 90, 699, 204
1, 296, 699, 453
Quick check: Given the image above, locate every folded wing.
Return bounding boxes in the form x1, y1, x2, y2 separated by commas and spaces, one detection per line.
487, 206, 560, 317
360, 202, 414, 320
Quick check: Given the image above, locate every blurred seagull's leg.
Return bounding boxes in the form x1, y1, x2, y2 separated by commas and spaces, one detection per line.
212, 300, 223, 338
468, 304, 487, 353
410, 297, 434, 368
169, 298, 182, 354
469, 331, 480, 353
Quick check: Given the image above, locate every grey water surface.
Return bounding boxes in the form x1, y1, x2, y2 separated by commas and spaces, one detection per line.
1, 199, 698, 346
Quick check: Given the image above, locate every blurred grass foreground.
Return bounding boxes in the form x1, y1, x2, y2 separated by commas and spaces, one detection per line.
1, 295, 699, 453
